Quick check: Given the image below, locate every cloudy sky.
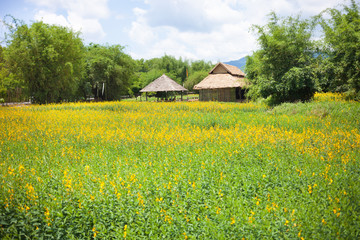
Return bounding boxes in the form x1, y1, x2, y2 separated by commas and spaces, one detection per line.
0, 0, 344, 62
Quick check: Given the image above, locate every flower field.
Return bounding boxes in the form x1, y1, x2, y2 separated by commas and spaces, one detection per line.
1, 94, 360, 239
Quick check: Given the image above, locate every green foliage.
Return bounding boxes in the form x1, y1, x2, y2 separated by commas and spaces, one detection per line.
0, 99, 359, 238
312, 57, 337, 93
82, 44, 135, 101
184, 70, 208, 91
190, 60, 213, 72
137, 68, 164, 89
0, 45, 27, 102
246, 13, 318, 104
136, 55, 189, 84
271, 67, 316, 104
4, 21, 84, 104
319, 0, 360, 98
133, 56, 213, 94
2, 16, 214, 102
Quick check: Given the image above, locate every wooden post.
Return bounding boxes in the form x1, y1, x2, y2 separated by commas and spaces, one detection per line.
181, 91, 183, 101
146, 92, 148, 101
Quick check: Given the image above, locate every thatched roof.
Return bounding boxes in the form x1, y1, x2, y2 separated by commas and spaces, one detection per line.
209, 62, 245, 77
193, 74, 247, 90
194, 62, 248, 90
140, 74, 188, 92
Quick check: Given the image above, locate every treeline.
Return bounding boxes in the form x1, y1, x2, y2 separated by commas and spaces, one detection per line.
246, 0, 360, 104
0, 17, 213, 104
1, 0, 359, 104
133, 56, 212, 95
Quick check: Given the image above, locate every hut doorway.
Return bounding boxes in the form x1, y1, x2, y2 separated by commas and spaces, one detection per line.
236, 87, 246, 101
236, 87, 241, 100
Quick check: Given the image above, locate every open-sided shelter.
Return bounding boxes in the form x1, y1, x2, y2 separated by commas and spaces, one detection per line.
194, 62, 248, 102
140, 74, 188, 101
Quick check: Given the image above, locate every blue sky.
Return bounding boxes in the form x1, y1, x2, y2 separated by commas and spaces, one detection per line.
0, 0, 344, 62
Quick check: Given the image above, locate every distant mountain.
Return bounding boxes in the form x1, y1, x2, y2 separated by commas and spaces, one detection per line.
224, 57, 247, 71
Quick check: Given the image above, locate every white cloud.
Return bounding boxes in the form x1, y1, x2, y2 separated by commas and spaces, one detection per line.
128, 0, 259, 61
34, 10, 106, 42
141, 0, 245, 32
67, 12, 106, 40
129, 21, 156, 45
30, 0, 109, 42
128, 7, 155, 45
34, 10, 71, 27
296, 0, 343, 15
28, 0, 110, 18
27, 0, 348, 61
128, 0, 343, 61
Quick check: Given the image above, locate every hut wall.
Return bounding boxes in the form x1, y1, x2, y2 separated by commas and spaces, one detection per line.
199, 89, 204, 101
199, 89, 206, 101
199, 88, 237, 102
230, 88, 236, 102
199, 89, 217, 101
216, 88, 235, 102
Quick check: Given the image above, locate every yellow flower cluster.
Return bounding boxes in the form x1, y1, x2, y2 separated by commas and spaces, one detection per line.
314, 92, 347, 102
0, 97, 358, 238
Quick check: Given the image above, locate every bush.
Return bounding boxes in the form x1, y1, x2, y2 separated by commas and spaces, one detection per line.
276, 66, 317, 103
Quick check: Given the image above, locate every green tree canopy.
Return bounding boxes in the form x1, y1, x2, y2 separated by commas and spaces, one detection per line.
319, 0, 360, 98
5, 21, 84, 104
246, 13, 318, 105
0, 45, 25, 102
183, 70, 209, 91
133, 56, 213, 94
82, 44, 135, 101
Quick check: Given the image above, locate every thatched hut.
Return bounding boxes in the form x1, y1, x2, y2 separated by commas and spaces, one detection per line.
194, 62, 248, 102
140, 74, 188, 101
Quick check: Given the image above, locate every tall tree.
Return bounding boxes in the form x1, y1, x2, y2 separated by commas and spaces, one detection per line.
0, 45, 26, 102
133, 56, 213, 94
319, 0, 360, 98
82, 44, 135, 101
246, 13, 317, 104
5, 21, 84, 104
183, 70, 208, 91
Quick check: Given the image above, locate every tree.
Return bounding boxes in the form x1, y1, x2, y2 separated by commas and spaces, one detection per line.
82, 44, 135, 101
0, 43, 28, 103
184, 70, 208, 91
133, 56, 213, 94
5, 21, 84, 104
246, 13, 318, 104
190, 60, 213, 72
319, 0, 360, 99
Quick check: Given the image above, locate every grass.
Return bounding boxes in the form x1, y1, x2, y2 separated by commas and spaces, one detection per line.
0, 93, 359, 239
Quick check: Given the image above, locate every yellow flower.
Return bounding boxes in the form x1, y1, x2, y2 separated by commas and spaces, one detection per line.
216, 206, 221, 214
123, 224, 127, 238
308, 185, 312, 194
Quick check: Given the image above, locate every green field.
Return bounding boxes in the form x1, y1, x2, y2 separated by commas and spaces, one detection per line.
0, 93, 359, 239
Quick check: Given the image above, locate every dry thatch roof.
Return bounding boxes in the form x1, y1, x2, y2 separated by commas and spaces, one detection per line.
140, 74, 188, 93
193, 74, 247, 90
194, 62, 248, 90
209, 62, 245, 77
